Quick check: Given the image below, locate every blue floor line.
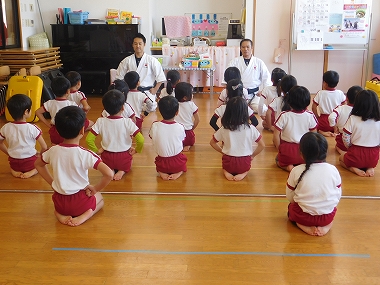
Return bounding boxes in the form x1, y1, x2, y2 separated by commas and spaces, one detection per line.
52, 248, 370, 258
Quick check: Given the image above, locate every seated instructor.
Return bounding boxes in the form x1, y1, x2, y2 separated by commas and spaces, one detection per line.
115, 33, 166, 107
228, 39, 271, 113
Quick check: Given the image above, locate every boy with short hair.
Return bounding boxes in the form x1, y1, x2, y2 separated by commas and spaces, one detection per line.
124, 71, 155, 130
35, 106, 113, 226
35, 77, 78, 145
0, 94, 47, 178
149, 96, 187, 180
65, 71, 94, 131
86, 89, 145, 181
312, 70, 346, 137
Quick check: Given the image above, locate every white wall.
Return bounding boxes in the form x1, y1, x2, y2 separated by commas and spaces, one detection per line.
31, 0, 379, 92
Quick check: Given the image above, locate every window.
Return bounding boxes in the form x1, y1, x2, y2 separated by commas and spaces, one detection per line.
0, 0, 21, 48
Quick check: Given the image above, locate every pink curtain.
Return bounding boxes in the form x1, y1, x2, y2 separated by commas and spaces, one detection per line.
162, 46, 240, 87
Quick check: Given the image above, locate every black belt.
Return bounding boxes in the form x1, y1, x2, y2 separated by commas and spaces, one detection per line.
137, 86, 153, 92
247, 87, 259, 94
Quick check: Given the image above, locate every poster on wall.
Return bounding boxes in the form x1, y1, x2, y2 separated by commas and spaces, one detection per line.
294, 0, 372, 48
185, 13, 232, 39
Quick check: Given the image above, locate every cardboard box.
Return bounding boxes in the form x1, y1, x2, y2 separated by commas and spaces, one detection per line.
181, 59, 199, 68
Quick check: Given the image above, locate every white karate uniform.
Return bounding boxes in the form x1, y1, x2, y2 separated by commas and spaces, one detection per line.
286, 163, 342, 215
0, 122, 42, 158
41, 144, 101, 195
343, 115, 380, 147
43, 99, 78, 124
175, 101, 198, 130
313, 89, 346, 115
274, 110, 318, 143
101, 102, 135, 119
115, 53, 166, 108
149, 120, 185, 157
212, 125, 262, 157
68, 90, 87, 108
328, 104, 353, 133
91, 116, 139, 152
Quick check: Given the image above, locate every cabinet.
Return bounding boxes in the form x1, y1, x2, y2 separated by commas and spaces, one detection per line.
51, 24, 139, 94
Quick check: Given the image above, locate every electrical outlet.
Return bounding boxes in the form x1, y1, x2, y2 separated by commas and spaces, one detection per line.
29, 4, 34, 12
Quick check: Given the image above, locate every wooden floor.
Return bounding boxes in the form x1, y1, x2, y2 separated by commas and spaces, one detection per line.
0, 93, 379, 284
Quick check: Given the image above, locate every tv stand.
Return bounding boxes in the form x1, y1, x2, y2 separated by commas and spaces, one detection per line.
51, 24, 139, 94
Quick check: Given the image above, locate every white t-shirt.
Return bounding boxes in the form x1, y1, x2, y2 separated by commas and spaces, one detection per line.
0, 122, 42, 158
268, 96, 284, 122
41, 144, 101, 195
258, 85, 277, 116
313, 89, 346, 115
217, 88, 250, 107
274, 110, 318, 143
149, 120, 185, 157
91, 116, 139, 152
43, 99, 78, 124
68, 90, 87, 108
328, 104, 353, 133
286, 162, 342, 215
127, 90, 154, 119
212, 124, 262, 157
159, 87, 175, 99
343, 115, 380, 147
175, 101, 198, 130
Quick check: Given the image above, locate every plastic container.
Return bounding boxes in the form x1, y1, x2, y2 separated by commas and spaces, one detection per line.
68, 12, 89, 25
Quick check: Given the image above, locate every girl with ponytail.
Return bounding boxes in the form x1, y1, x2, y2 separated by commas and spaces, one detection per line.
286, 132, 342, 236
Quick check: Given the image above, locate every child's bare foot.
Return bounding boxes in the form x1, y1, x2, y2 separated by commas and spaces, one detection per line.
183, 146, 191, 152
113, 171, 126, 181
315, 222, 333, 236
223, 170, 235, 181
11, 169, 22, 178
335, 146, 346, 155
20, 168, 38, 179
296, 223, 318, 236
54, 210, 73, 225
167, 171, 183, 180
233, 171, 248, 181
285, 164, 294, 172
350, 167, 367, 177
318, 130, 335, 137
366, 168, 375, 177
67, 209, 94, 226
158, 172, 171, 180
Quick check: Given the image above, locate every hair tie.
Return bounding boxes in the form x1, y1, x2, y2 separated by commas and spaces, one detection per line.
232, 83, 242, 90
167, 78, 171, 81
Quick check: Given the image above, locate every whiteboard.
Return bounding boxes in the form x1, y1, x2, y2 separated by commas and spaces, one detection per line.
293, 0, 372, 48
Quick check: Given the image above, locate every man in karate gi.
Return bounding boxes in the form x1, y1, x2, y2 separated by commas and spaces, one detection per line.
228, 39, 271, 113
116, 33, 166, 109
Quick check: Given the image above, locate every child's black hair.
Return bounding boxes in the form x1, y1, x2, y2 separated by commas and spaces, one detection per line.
65, 71, 81, 88
6, 94, 32, 121
166, 70, 181, 95
323, 70, 339, 88
226, 79, 244, 100
102, 90, 125, 116
351, 89, 380, 121
158, 96, 179, 120
175, 82, 193, 102
124, 71, 139, 90
55, 106, 86, 139
271, 67, 287, 86
286, 85, 311, 112
279, 75, 297, 111
108, 79, 129, 102
294, 132, 328, 189
223, 66, 241, 82
221, 96, 250, 131
346, 85, 363, 105
51, 77, 71, 97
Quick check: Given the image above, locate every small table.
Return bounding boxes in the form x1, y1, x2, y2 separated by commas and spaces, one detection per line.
162, 66, 215, 95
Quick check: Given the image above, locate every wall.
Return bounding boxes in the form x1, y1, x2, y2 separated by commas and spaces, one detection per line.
30, 0, 379, 92
254, 0, 379, 93
18, 0, 44, 48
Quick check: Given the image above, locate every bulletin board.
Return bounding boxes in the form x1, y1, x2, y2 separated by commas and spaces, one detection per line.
293, 0, 372, 49
185, 13, 232, 39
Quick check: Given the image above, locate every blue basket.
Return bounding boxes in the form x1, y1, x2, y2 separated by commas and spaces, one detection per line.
68, 12, 89, 25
